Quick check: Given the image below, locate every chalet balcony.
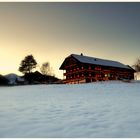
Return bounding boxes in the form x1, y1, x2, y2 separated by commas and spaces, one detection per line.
63, 69, 85, 75
63, 69, 98, 76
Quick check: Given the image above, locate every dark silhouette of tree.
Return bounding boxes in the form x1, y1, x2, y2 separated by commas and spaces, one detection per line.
0, 75, 9, 85
40, 62, 53, 76
19, 55, 37, 74
134, 58, 140, 72
24, 71, 59, 84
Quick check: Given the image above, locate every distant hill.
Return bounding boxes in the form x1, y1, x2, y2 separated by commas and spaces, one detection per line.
0, 71, 62, 86
5, 73, 24, 85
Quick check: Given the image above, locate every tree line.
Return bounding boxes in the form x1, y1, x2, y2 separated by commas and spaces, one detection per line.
1, 55, 140, 86
0, 54, 60, 86
19, 54, 53, 76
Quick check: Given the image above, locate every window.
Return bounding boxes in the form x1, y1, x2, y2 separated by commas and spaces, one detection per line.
105, 74, 110, 77
95, 67, 101, 70
96, 74, 101, 78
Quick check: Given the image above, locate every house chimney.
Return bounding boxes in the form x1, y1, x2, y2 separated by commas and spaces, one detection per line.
81, 53, 83, 56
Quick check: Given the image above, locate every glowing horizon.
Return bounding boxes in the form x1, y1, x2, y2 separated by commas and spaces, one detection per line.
0, 2, 140, 79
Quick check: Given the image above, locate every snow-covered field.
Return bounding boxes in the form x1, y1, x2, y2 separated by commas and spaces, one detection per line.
0, 81, 140, 138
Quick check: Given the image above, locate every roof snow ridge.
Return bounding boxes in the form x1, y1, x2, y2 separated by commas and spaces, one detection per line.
70, 53, 131, 70
71, 53, 121, 64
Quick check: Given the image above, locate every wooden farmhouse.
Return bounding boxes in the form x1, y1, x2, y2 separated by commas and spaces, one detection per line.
59, 54, 135, 84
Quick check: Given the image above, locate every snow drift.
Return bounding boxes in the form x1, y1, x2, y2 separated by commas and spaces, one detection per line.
0, 81, 140, 138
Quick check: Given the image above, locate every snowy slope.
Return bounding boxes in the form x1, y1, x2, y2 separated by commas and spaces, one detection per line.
0, 81, 140, 138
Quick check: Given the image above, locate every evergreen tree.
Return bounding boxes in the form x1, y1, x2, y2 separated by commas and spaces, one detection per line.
19, 55, 37, 74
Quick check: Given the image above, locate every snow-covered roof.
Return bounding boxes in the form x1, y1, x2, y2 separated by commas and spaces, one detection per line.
70, 54, 132, 70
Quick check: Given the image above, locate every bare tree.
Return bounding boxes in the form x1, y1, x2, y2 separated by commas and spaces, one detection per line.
40, 62, 54, 76
134, 58, 140, 72
133, 58, 140, 80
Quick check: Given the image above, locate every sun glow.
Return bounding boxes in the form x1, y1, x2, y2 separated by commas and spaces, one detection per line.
0, 3, 140, 79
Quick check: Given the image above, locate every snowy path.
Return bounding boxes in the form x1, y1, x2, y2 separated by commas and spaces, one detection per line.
0, 81, 140, 137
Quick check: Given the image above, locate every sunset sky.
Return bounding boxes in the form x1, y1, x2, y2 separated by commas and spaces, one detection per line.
0, 2, 140, 79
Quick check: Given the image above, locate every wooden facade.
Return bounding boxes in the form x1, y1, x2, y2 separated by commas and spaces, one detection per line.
59, 54, 135, 84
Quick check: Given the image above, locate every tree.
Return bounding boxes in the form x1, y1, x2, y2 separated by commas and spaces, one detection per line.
134, 58, 140, 72
40, 62, 54, 76
19, 55, 37, 74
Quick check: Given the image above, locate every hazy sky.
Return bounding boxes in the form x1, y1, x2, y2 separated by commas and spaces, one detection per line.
0, 2, 140, 78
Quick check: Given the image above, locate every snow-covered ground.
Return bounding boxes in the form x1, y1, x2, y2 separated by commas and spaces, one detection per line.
0, 81, 140, 138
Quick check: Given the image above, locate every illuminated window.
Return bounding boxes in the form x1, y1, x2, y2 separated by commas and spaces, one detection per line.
96, 74, 101, 77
